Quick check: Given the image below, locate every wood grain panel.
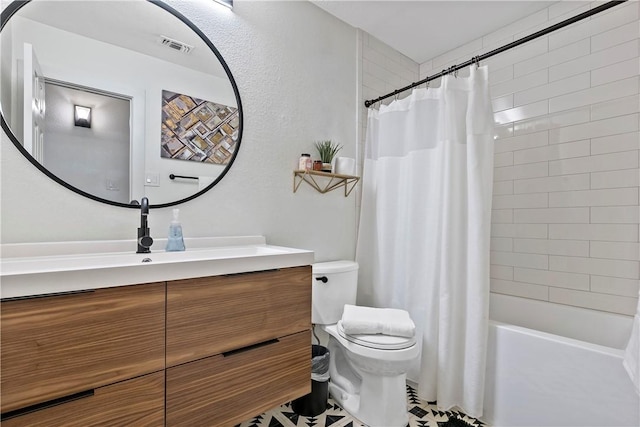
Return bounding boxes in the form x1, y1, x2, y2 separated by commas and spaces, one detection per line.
166, 266, 311, 366
1, 371, 164, 427
166, 331, 311, 427
1, 283, 165, 413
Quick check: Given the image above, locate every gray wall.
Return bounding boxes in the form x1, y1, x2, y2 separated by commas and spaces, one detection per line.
44, 84, 130, 204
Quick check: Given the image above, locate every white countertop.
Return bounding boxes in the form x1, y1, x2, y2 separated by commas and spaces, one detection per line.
1, 236, 314, 299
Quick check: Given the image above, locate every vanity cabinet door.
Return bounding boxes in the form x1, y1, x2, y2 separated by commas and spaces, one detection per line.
166, 331, 310, 427
1, 371, 164, 427
166, 266, 311, 366
0, 283, 165, 413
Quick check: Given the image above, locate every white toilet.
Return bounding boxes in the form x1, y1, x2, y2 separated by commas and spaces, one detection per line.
312, 261, 419, 427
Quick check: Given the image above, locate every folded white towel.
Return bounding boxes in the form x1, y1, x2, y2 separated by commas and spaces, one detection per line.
341, 304, 415, 338
623, 292, 640, 395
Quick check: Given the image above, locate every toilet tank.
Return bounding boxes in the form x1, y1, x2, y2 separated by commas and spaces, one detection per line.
312, 260, 358, 325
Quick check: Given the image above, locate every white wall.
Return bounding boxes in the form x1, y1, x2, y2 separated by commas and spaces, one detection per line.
357, 31, 421, 222
418, 1, 639, 316
1, 0, 358, 262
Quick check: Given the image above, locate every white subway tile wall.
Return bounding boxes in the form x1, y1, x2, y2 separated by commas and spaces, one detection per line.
359, 2, 639, 316
420, 1, 640, 315
423, 1, 640, 316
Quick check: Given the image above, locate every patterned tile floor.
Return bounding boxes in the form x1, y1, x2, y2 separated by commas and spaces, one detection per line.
237, 384, 485, 427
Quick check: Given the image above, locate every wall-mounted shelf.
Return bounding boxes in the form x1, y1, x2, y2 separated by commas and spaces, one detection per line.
293, 170, 360, 197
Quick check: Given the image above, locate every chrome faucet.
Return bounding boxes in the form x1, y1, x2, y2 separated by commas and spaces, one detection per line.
136, 197, 153, 253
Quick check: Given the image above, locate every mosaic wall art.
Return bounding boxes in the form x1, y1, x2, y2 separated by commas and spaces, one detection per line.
161, 90, 239, 164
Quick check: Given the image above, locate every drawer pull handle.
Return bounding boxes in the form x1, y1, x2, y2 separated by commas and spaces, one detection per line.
0, 389, 95, 421
222, 338, 280, 357
1, 289, 95, 302
223, 269, 279, 277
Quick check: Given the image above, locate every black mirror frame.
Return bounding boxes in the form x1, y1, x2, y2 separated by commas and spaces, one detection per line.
0, 0, 243, 209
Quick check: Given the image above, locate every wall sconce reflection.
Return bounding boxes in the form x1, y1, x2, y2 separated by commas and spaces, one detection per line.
74, 105, 91, 128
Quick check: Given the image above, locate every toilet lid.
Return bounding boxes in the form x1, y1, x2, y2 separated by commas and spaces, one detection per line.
337, 321, 416, 350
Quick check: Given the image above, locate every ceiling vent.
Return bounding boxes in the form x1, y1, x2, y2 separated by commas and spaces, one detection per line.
159, 36, 193, 54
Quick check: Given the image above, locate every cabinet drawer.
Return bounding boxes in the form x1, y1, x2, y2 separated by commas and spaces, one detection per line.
166, 331, 311, 427
167, 266, 311, 366
1, 283, 165, 413
1, 371, 164, 427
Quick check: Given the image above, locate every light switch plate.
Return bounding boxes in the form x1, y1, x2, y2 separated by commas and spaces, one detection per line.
145, 172, 160, 187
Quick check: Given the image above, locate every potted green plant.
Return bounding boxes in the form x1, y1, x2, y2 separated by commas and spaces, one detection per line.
314, 140, 342, 172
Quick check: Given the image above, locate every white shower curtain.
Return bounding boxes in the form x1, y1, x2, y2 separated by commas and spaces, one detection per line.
356, 66, 494, 418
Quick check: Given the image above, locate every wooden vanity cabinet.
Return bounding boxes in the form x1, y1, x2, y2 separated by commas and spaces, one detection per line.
0, 283, 165, 417
1, 266, 312, 426
1, 372, 165, 427
166, 266, 312, 367
167, 331, 310, 426
166, 266, 312, 426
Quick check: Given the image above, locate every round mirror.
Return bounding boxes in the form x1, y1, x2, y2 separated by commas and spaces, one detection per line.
1, 0, 243, 208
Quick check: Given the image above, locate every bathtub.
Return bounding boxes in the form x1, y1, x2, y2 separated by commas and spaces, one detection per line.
483, 293, 639, 427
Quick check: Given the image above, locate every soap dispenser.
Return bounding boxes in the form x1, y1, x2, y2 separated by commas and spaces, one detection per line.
165, 208, 186, 252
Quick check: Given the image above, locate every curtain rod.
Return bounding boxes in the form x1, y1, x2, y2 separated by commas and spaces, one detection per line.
364, 0, 628, 108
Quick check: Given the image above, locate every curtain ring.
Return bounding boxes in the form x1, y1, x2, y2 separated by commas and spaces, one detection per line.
474, 56, 480, 69
425, 80, 430, 90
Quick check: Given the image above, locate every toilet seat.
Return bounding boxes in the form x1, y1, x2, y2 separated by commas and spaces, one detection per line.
337, 321, 416, 350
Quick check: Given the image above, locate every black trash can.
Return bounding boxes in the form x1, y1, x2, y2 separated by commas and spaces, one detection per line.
292, 344, 330, 417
